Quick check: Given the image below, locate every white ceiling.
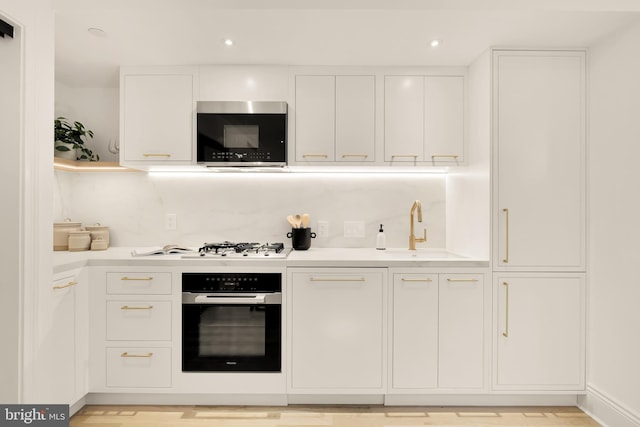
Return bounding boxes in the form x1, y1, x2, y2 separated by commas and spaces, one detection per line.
54, 0, 640, 88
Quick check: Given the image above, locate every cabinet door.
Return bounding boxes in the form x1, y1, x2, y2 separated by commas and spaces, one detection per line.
384, 76, 424, 162
494, 51, 585, 270
74, 268, 89, 403
290, 270, 384, 390
295, 75, 335, 162
438, 274, 483, 389
425, 76, 464, 163
391, 273, 438, 389
335, 76, 375, 162
35, 271, 78, 404
122, 73, 194, 162
494, 275, 585, 390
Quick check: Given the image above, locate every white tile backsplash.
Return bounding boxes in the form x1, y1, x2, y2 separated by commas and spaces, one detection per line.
54, 171, 446, 249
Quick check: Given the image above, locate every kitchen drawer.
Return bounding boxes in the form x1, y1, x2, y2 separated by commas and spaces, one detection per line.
106, 347, 171, 388
106, 272, 172, 295
106, 301, 171, 341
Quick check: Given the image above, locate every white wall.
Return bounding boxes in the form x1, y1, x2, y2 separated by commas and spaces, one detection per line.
0, 0, 55, 404
581, 18, 640, 427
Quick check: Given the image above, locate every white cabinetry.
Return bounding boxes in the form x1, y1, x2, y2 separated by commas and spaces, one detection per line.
288, 268, 385, 392
120, 67, 197, 169
90, 269, 173, 390
295, 75, 375, 163
34, 268, 88, 406
384, 75, 465, 164
493, 50, 585, 270
390, 271, 484, 392
493, 274, 585, 391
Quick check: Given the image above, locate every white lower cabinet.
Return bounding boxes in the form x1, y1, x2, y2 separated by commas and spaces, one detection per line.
90, 268, 174, 391
493, 273, 585, 391
390, 271, 485, 392
289, 268, 385, 391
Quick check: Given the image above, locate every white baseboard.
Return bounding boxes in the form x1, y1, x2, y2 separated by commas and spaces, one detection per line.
578, 385, 640, 427
286, 394, 385, 405
385, 394, 579, 406
85, 393, 288, 406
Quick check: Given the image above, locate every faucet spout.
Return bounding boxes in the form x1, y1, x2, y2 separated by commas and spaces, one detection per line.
409, 200, 427, 250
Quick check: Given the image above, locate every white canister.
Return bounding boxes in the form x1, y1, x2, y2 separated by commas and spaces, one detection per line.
53, 219, 82, 251
68, 230, 91, 252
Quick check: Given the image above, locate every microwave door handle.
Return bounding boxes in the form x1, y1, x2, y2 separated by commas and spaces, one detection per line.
194, 295, 267, 304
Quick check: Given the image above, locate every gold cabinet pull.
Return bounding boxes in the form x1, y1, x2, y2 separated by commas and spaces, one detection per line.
302, 153, 328, 158
53, 281, 78, 289
446, 278, 479, 283
391, 154, 419, 159
503, 208, 510, 263
401, 278, 433, 282
120, 305, 154, 310
431, 154, 459, 159
121, 276, 153, 281
502, 281, 509, 338
120, 352, 153, 358
341, 153, 369, 159
143, 153, 171, 158
309, 277, 366, 282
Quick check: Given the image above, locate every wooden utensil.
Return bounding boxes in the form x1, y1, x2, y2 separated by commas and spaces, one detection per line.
287, 215, 298, 228
294, 214, 303, 228
301, 213, 310, 228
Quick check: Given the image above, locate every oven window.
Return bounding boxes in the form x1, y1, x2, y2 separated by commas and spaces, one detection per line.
223, 125, 259, 149
198, 306, 266, 357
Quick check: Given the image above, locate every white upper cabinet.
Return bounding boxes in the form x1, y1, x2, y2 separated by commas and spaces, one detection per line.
385, 75, 465, 164
295, 75, 375, 163
120, 67, 197, 168
493, 50, 585, 271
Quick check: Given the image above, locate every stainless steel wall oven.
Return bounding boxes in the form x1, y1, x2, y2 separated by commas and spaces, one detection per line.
182, 272, 282, 372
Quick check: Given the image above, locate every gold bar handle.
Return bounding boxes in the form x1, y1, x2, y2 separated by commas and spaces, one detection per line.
503, 208, 509, 263
143, 153, 171, 158
53, 281, 78, 289
120, 352, 153, 358
302, 153, 328, 158
446, 278, 479, 283
391, 154, 419, 159
120, 305, 154, 310
121, 276, 153, 281
502, 281, 509, 338
309, 277, 366, 282
401, 278, 433, 282
341, 153, 369, 159
431, 154, 459, 159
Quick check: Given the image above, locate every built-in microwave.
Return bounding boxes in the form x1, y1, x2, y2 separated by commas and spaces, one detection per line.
196, 101, 287, 167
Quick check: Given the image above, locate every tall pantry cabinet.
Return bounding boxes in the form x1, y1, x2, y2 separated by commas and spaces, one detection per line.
491, 50, 586, 391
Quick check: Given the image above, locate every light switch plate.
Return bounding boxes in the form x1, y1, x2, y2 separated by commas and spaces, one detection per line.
317, 220, 329, 237
165, 213, 177, 230
344, 221, 365, 238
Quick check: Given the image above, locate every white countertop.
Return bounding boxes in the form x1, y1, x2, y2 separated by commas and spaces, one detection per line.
53, 246, 489, 272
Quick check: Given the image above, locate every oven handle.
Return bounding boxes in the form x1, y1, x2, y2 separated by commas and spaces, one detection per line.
184, 293, 281, 305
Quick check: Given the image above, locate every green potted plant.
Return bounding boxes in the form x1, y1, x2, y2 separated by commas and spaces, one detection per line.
54, 117, 100, 161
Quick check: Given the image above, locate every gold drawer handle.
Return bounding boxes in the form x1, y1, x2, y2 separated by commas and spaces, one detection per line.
143, 153, 171, 158
503, 281, 509, 338
341, 153, 369, 159
503, 208, 510, 263
302, 153, 329, 158
120, 305, 154, 310
120, 352, 153, 358
53, 281, 78, 289
446, 278, 479, 283
431, 154, 459, 159
401, 278, 433, 282
309, 277, 366, 282
391, 154, 419, 159
121, 276, 153, 281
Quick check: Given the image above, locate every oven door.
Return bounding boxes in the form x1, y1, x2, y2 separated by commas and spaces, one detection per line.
182, 293, 282, 372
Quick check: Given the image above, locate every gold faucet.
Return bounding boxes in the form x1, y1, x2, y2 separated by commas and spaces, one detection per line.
409, 200, 427, 250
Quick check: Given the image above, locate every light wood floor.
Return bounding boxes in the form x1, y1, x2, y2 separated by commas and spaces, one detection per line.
70, 405, 600, 426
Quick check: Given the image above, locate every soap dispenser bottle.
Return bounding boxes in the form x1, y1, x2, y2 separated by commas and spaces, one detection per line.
376, 224, 386, 250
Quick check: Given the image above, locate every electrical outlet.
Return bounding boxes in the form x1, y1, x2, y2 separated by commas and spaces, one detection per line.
344, 221, 365, 238
317, 220, 329, 237
165, 213, 177, 230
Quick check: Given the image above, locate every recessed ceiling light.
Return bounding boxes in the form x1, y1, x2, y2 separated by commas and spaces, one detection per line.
88, 27, 106, 38
223, 38, 234, 46
429, 39, 441, 48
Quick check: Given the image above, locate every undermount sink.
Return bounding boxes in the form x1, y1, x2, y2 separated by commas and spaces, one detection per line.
380, 248, 467, 260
